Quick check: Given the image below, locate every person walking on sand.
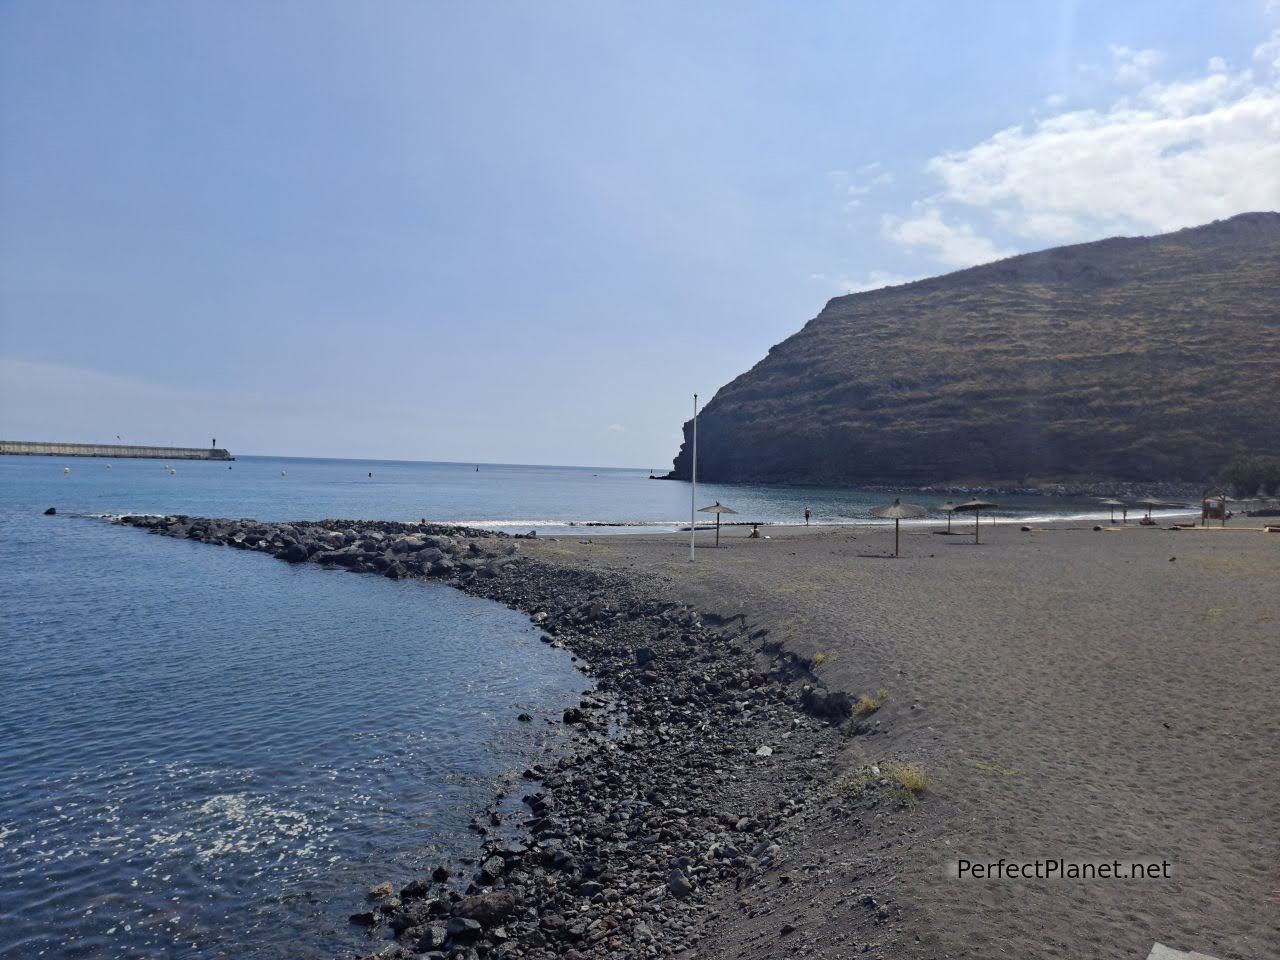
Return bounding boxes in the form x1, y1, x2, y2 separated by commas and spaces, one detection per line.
804, 507, 811, 525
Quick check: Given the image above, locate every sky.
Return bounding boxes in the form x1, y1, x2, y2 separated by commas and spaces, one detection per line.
2, 1, 1278, 467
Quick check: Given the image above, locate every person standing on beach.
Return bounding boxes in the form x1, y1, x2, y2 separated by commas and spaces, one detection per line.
804, 507, 811, 525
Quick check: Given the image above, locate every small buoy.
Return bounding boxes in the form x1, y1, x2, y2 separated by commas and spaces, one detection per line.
106, 464, 112, 469
163, 463, 169, 469
281, 470, 287, 477
169, 468, 176, 475
63, 467, 70, 474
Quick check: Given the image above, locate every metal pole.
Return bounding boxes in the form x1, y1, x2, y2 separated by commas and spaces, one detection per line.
716, 512, 721, 547
894, 518, 900, 557
689, 393, 698, 562
975, 509, 981, 544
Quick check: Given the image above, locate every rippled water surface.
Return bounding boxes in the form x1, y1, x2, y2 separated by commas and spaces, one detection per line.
0, 459, 591, 959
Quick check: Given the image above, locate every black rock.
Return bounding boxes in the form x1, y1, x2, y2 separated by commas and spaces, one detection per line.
801, 686, 853, 721
454, 891, 516, 925
400, 878, 434, 901
43, 507, 56, 515
446, 916, 482, 942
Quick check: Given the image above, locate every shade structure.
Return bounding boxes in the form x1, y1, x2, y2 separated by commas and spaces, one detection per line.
953, 500, 999, 544
698, 501, 737, 546
1134, 498, 1165, 521
870, 497, 928, 556
1098, 498, 1125, 523
941, 499, 956, 533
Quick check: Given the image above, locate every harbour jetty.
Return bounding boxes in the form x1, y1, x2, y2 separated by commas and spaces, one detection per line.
0, 440, 233, 461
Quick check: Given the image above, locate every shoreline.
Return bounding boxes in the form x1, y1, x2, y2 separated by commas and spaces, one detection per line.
105, 513, 1279, 960
110, 515, 851, 960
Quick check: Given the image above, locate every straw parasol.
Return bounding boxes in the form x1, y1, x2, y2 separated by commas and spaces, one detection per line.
870, 497, 928, 556
698, 501, 737, 547
953, 499, 999, 544
1134, 498, 1165, 522
1099, 498, 1125, 523
941, 499, 956, 533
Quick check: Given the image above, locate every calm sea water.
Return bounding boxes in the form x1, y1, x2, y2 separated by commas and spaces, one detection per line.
0, 454, 1184, 959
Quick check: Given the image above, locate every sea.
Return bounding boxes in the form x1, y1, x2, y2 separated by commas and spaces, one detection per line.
0, 454, 1189, 958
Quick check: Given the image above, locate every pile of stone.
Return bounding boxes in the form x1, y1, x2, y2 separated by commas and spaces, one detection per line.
114, 515, 520, 583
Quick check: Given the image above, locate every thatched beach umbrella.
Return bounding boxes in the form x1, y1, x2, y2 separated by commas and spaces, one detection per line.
1099, 498, 1125, 523
954, 499, 999, 544
698, 501, 737, 547
870, 497, 928, 556
941, 499, 956, 533
1134, 498, 1164, 522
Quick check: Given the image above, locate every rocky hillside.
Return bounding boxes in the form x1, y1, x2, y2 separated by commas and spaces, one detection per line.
668, 212, 1280, 486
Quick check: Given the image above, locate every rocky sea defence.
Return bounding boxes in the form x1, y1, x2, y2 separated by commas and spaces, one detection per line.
112, 515, 854, 960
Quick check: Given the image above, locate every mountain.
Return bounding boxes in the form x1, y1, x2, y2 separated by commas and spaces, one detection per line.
667, 212, 1280, 487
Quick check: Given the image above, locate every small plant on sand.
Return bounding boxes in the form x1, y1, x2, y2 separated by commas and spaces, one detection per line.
876, 688, 890, 701
972, 759, 1020, 777
839, 761, 928, 805
887, 762, 928, 795
812, 650, 836, 667
854, 694, 880, 715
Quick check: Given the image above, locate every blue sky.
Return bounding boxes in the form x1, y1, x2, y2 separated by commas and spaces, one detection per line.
2, 1, 1277, 466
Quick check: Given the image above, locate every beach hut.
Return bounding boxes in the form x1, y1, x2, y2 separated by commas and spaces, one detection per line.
1200, 490, 1229, 527
1099, 498, 1125, 523
870, 497, 928, 557
954, 500, 999, 544
698, 502, 737, 547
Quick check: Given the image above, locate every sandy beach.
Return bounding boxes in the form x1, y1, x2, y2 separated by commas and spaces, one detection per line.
525, 518, 1279, 960
105, 511, 1277, 960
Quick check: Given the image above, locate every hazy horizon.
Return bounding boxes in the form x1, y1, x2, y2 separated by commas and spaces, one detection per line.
3, 2, 1278, 468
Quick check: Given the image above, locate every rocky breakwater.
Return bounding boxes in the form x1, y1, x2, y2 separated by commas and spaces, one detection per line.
112, 515, 857, 960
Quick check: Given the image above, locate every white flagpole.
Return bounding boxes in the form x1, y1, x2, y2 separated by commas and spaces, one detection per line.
689, 393, 698, 562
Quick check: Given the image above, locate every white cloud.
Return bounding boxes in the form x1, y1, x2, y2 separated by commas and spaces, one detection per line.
1256, 29, 1280, 74
1110, 45, 1165, 84
882, 208, 1014, 267
912, 48, 1280, 246
837, 270, 925, 294
607, 423, 625, 433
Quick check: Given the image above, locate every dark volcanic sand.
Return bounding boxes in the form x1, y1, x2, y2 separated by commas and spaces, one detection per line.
525, 520, 1278, 960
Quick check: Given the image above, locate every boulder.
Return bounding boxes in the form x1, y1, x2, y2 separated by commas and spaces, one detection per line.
801, 686, 853, 721
454, 891, 517, 926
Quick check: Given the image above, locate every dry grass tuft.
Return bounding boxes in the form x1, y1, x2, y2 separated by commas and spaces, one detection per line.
839, 761, 929, 804
854, 694, 880, 715
887, 762, 928, 795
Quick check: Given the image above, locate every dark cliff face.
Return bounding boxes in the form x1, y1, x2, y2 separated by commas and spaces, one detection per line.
668, 212, 1280, 485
